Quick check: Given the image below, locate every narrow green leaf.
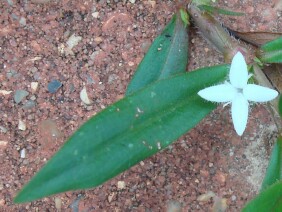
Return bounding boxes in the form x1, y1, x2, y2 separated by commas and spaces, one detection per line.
198, 5, 244, 16
261, 137, 282, 191
14, 65, 229, 203
259, 50, 282, 63
126, 11, 188, 95
243, 181, 282, 212
258, 36, 282, 63
260, 36, 282, 52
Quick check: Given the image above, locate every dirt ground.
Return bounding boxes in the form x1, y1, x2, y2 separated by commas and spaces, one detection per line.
0, 0, 281, 211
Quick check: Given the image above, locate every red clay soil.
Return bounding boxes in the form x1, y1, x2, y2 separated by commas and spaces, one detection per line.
0, 0, 280, 211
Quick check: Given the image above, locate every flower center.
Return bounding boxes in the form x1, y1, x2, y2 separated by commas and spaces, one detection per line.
237, 88, 243, 94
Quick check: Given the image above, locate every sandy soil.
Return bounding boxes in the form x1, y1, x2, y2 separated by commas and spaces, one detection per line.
0, 0, 281, 211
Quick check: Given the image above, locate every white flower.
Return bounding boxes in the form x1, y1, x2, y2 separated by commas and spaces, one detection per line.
198, 52, 278, 136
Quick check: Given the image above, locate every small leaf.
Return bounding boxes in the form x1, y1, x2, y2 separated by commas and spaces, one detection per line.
180, 8, 190, 27
243, 181, 282, 211
198, 5, 244, 16
14, 65, 229, 203
261, 137, 282, 191
258, 36, 282, 63
126, 10, 188, 95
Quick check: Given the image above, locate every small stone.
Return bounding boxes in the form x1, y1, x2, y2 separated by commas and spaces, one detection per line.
48, 80, 62, 93
20, 148, 26, 158
128, 61, 134, 66
108, 192, 116, 203
14, 90, 29, 103
22, 100, 36, 109
55, 197, 62, 210
0, 90, 12, 95
30, 95, 36, 101
94, 36, 103, 43
6, 0, 13, 6
197, 191, 215, 202
18, 120, 26, 131
23, 159, 29, 165
108, 74, 118, 83
212, 197, 227, 212
19, 17, 26, 26
215, 172, 226, 185
92, 12, 99, 18
30, 67, 38, 73
0, 126, 7, 133
117, 181, 126, 190
31, 82, 39, 92
209, 162, 214, 167
66, 34, 82, 50
148, 0, 156, 8
231, 195, 236, 201
6, 69, 17, 78
166, 200, 182, 212
90, 50, 100, 60
80, 87, 92, 105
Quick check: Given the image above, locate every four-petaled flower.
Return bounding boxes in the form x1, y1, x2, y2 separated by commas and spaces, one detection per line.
198, 52, 279, 136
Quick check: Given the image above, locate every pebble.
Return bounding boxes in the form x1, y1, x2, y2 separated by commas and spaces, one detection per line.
117, 181, 126, 190
108, 192, 116, 203
14, 89, 29, 103
166, 200, 182, 212
0, 126, 7, 133
18, 120, 26, 131
92, 12, 99, 18
215, 172, 226, 185
66, 34, 82, 50
20, 148, 26, 158
0, 90, 12, 95
80, 87, 92, 105
31, 82, 39, 92
6, 69, 18, 78
30, 95, 36, 101
19, 17, 26, 26
22, 100, 36, 109
94, 36, 103, 43
6, 0, 13, 6
108, 74, 118, 83
48, 80, 62, 93
55, 197, 62, 211
231, 195, 237, 201
197, 191, 215, 202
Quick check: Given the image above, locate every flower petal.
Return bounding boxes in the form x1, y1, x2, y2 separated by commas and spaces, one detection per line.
229, 52, 248, 89
243, 84, 279, 102
198, 83, 237, 103
231, 93, 249, 136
